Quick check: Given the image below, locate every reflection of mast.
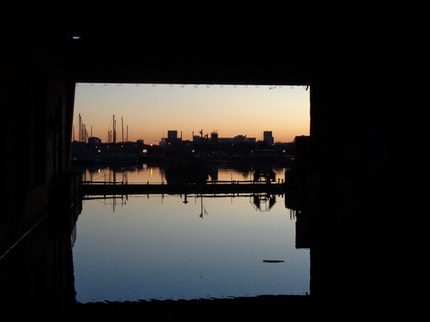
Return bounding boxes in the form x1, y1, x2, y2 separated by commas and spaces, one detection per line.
183, 194, 189, 204
199, 194, 208, 219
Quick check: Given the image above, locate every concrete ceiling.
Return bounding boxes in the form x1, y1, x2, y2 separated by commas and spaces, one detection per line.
7, 3, 429, 85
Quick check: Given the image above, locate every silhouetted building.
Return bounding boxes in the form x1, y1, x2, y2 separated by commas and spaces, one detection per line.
263, 131, 274, 145
211, 131, 218, 142
167, 130, 178, 140
88, 136, 102, 145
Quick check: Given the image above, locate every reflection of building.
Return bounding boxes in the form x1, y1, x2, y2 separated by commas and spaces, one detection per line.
252, 167, 276, 181
164, 155, 209, 185
251, 193, 276, 211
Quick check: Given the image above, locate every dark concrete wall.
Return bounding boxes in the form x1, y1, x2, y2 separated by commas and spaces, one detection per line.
1, 5, 79, 319
1, 3, 429, 319
2, 3, 76, 254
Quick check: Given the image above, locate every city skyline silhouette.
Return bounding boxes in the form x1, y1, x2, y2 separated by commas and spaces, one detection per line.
73, 83, 310, 145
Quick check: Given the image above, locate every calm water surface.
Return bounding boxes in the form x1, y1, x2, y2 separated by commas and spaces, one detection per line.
72, 165, 310, 303
77, 163, 288, 183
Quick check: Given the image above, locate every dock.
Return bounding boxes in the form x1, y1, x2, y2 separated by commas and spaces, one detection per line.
81, 180, 287, 196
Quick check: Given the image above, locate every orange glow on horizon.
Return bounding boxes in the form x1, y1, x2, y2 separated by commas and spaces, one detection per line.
73, 83, 310, 144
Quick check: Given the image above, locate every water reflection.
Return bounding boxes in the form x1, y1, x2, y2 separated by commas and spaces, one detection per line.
74, 163, 287, 184
2, 163, 425, 319
72, 190, 310, 303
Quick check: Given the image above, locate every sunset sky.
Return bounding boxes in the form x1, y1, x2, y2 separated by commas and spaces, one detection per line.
73, 83, 310, 145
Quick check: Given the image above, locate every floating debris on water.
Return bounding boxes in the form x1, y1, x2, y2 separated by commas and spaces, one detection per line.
262, 260, 285, 263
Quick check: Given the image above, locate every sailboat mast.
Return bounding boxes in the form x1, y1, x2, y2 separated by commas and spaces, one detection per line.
121, 116, 124, 143
113, 114, 116, 143
78, 113, 82, 141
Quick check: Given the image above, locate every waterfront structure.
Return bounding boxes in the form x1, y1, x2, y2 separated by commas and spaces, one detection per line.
4, 4, 428, 320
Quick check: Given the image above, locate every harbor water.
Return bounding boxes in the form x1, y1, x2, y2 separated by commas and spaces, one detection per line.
71, 165, 310, 302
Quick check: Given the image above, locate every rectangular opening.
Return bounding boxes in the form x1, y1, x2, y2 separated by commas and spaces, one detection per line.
70, 82, 311, 302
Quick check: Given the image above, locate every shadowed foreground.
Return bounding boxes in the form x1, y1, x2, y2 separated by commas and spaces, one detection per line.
68, 295, 313, 321
67, 293, 425, 321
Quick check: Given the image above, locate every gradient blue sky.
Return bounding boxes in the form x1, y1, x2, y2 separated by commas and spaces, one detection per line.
73, 83, 310, 144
